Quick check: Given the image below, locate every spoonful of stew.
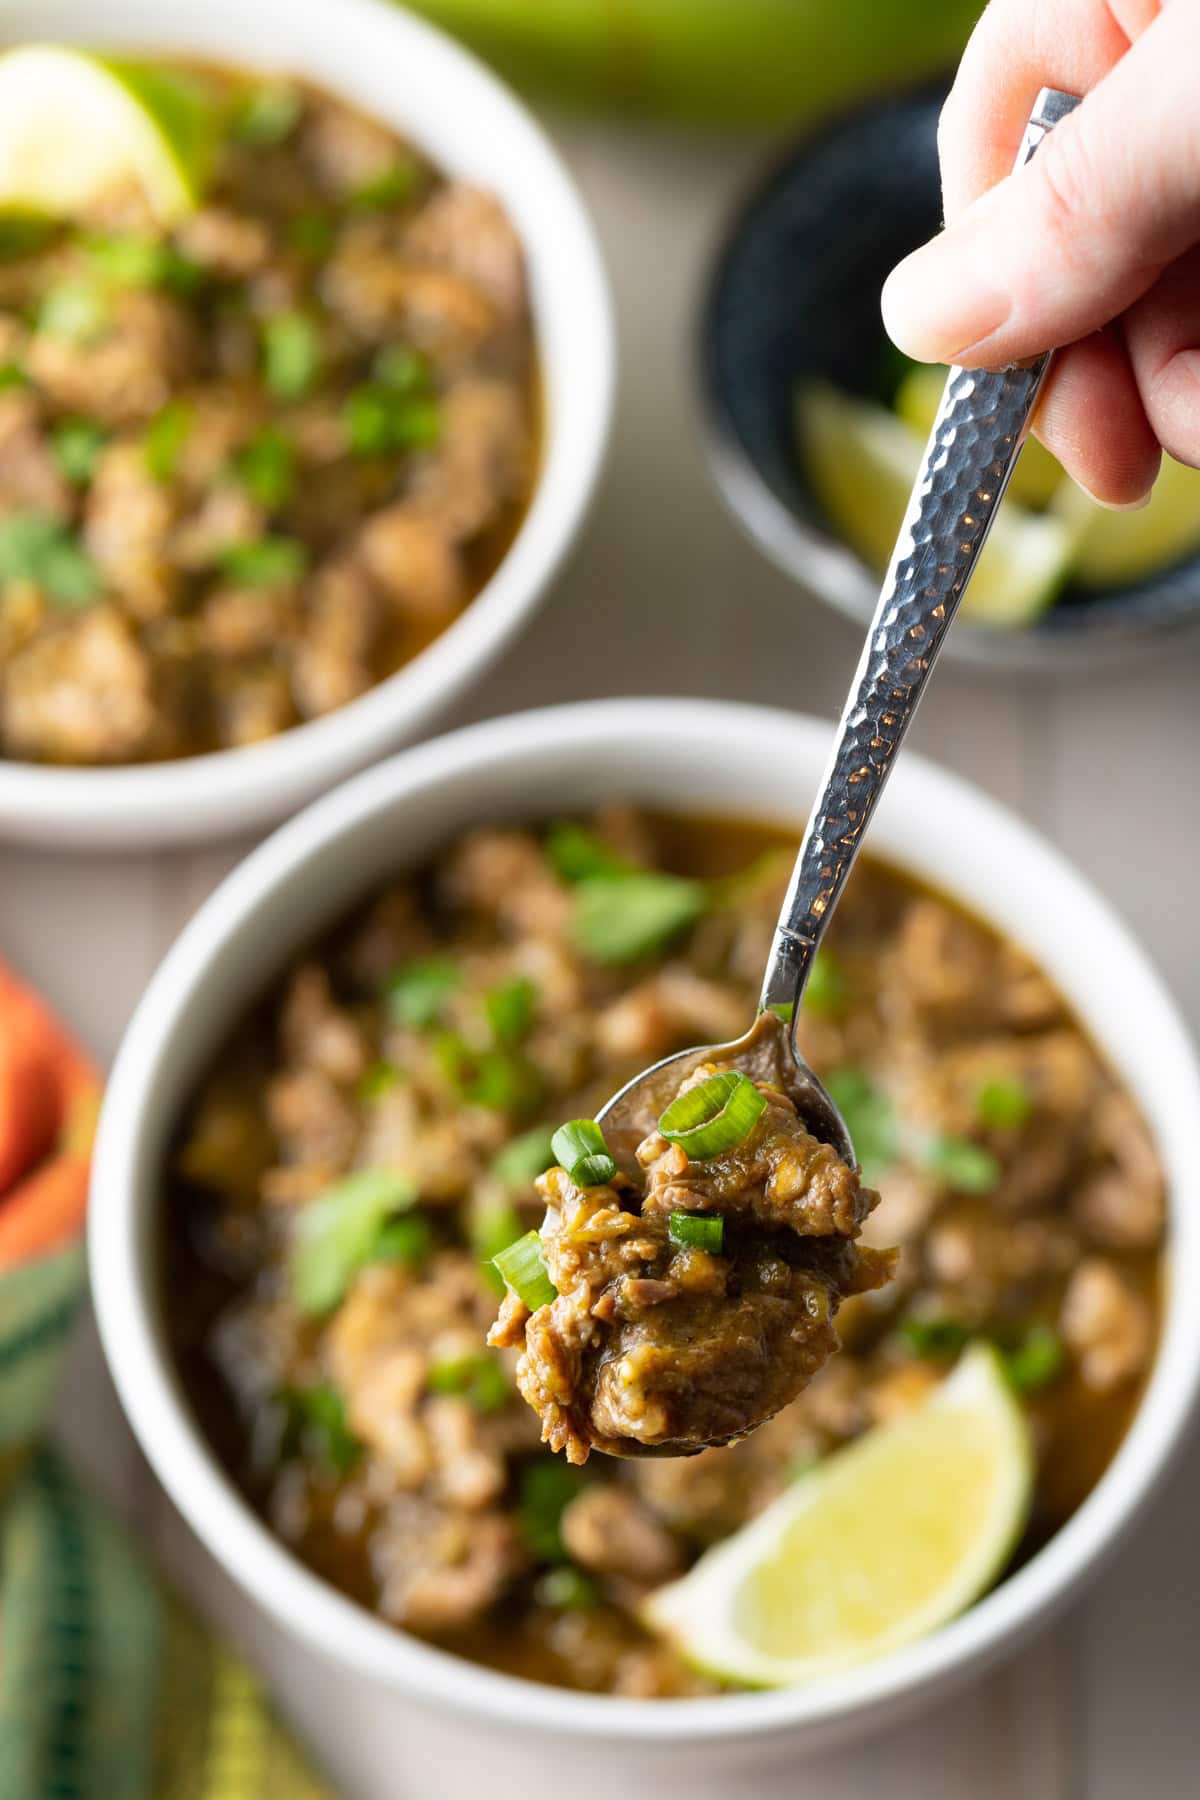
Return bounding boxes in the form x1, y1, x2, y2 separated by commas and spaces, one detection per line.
490, 90, 1080, 1463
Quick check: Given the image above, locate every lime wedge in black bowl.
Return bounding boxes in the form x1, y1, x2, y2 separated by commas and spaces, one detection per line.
697, 85, 1200, 672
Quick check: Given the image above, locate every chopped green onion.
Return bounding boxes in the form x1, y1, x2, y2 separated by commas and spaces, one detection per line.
300, 1384, 361, 1475
263, 310, 319, 402
385, 395, 441, 451
432, 1030, 472, 1093
517, 1458, 585, 1560
668, 1211, 724, 1252
550, 1119, 617, 1188
923, 1134, 1001, 1194
803, 949, 849, 1017
373, 343, 430, 394
658, 1070, 766, 1161
0, 514, 99, 607
977, 1075, 1033, 1133
486, 976, 538, 1047
343, 385, 441, 456
492, 1230, 557, 1312
544, 820, 632, 884
287, 209, 336, 259
291, 1167, 417, 1314
0, 211, 57, 259
51, 419, 107, 487
233, 426, 296, 511
219, 536, 308, 587
350, 158, 421, 211
84, 234, 201, 294
36, 542, 98, 607
491, 1126, 557, 1188
1002, 1323, 1064, 1394
470, 1195, 525, 1294
825, 1068, 898, 1184
341, 386, 392, 456
818, 1068, 1005, 1192
38, 279, 110, 344
899, 1315, 971, 1361
357, 1060, 402, 1102
383, 955, 459, 1030
143, 401, 193, 483
278, 1382, 361, 1476
572, 872, 707, 964
370, 1213, 431, 1268
767, 1000, 795, 1024
232, 83, 302, 147
468, 1048, 537, 1113
535, 1566, 600, 1612
427, 1353, 510, 1414
709, 846, 794, 907
0, 362, 26, 392
434, 1032, 541, 1116
84, 233, 161, 286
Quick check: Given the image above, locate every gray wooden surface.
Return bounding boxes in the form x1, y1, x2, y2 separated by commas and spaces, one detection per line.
4, 116, 1198, 1797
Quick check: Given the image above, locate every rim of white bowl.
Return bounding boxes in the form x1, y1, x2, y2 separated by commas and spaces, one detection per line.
91, 699, 1200, 1742
0, 0, 614, 846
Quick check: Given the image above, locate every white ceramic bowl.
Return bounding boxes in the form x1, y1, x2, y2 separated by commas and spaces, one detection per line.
0, 0, 612, 848
90, 700, 1200, 1790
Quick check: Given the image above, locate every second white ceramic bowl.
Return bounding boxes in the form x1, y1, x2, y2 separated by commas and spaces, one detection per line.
90, 699, 1200, 1794
0, 0, 613, 847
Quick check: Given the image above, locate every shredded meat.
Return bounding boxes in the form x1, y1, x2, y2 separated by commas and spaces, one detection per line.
371, 1498, 524, 1633
84, 444, 180, 620
559, 1484, 680, 1583
1060, 1259, 1153, 1391
1, 604, 163, 763
0, 70, 535, 768
402, 185, 527, 326
28, 289, 197, 426
279, 963, 370, 1087
0, 389, 72, 517
1071, 1093, 1165, 1251
411, 376, 533, 541
493, 1054, 892, 1463
357, 504, 465, 626
290, 558, 382, 718
323, 247, 498, 362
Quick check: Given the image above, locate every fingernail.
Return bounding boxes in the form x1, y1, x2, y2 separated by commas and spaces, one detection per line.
881, 232, 1011, 364
1079, 486, 1152, 512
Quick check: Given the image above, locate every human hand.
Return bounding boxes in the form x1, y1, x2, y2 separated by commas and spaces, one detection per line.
881, 0, 1200, 506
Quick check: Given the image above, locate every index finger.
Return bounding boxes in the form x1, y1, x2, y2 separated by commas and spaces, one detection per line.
938, 0, 1145, 220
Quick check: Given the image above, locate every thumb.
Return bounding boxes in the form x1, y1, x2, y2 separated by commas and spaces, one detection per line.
881, 2, 1200, 367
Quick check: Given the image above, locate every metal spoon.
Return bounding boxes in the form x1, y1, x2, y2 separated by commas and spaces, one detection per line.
598, 87, 1080, 1172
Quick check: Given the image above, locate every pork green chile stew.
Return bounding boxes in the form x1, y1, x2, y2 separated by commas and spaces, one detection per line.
490, 1036, 895, 1463
0, 63, 536, 764
165, 812, 1165, 1696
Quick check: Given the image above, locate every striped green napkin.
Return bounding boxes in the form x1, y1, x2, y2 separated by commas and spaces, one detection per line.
0, 1246, 332, 1800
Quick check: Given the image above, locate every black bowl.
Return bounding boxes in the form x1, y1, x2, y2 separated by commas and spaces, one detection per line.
698, 85, 1200, 671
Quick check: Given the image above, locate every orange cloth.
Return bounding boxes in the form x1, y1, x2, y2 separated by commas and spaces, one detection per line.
0, 959, 100, 1271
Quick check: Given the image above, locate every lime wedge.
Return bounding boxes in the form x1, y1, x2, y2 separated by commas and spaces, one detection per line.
895, 361, 1065, 510
798, 384, 1078, 626
0, 46, 214, 225
1056, 453, 1200, 589
642, 1345, 1032, 1687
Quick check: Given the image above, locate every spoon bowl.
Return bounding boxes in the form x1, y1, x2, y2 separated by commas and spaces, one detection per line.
595, 1010, 855, 1170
